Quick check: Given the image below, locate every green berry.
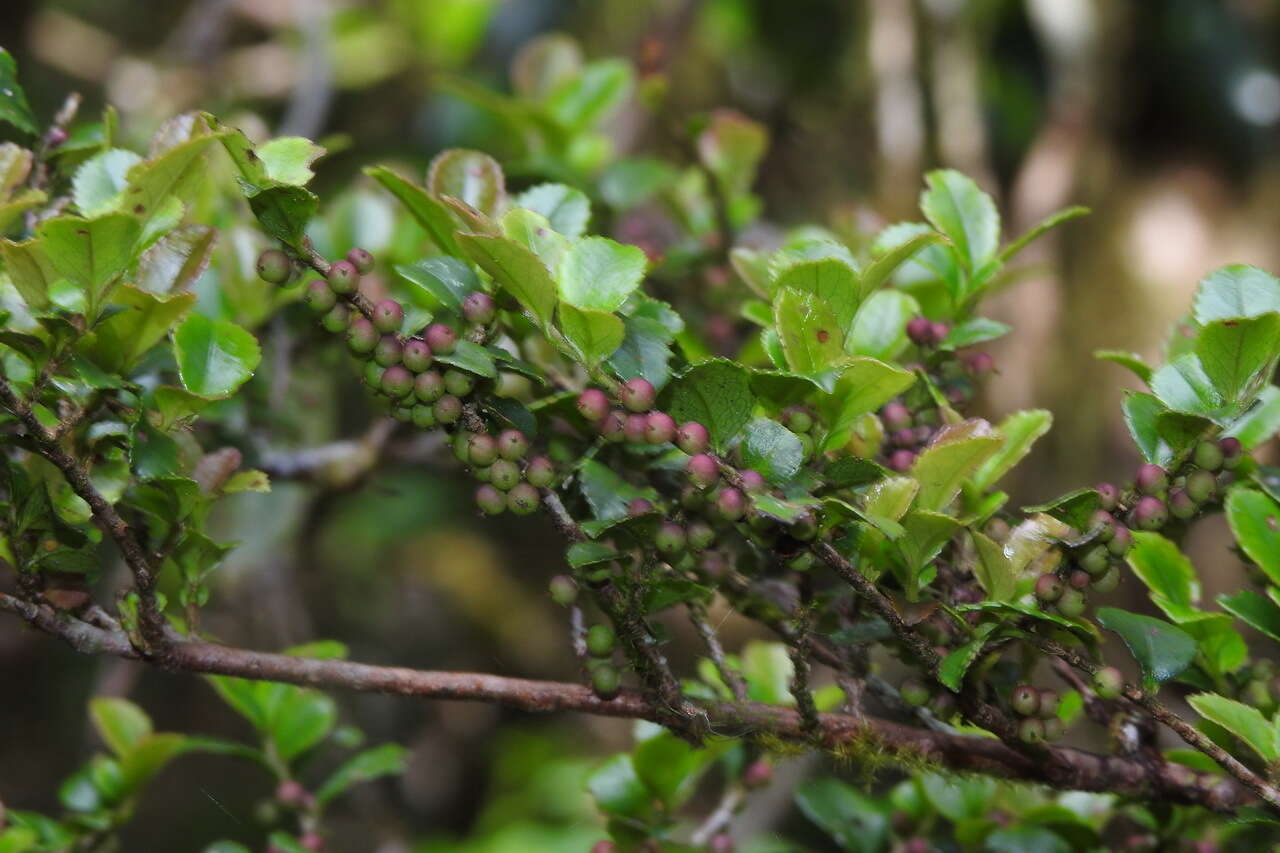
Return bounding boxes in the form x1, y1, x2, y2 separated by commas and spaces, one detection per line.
1079, 544, 1110, 576
374, 335, 403, 367
489, 459, 520, 491
1185, 469, 1217, 504
549, 574, 577, 606
327, 260, 359, 295
475, 484, 505, 515
1169, 488, 1197, 520
1011, 684, 1040, 716
1042, 717, 1065, 741
346, 247, 375, 274
900, 678, 929, 707
1193, 440, 1224, 471
444, 369, 475, 397
586, 624, 616, 657
363, 360, 385, 388
380, 365, 414, 398
1018, 718, 1045, 744
432, 394, 462, 424
1056, 588, 1087, 618
591, 663, 621, 699
687, 521, 716, 551
507, 482, 540, 515
303, 279, 336, 312
256, 249, 292, 284
1037, 689, 1060, 719
346, 317, 378, 355
655, 522, 687, 556
1107, 524, 1133, 556
525, 456, 555, 488
410, 405, 437, 429
321, 304, 350, 333
414, 371, 445, 403
1132, 496, 1168, 531
1034, 573, 1063, 603
1091, 565, 1121, 593
452, 431, 472, 463
497, 429, 529, 460
783, 407, 814, 433
787, 552, 815, 571
390, 405, 413, 422
372, 299, 404, 334
1093, 666, 1124, 699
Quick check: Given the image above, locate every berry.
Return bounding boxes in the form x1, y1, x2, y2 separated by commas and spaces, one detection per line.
497, 430, 529, 460
906, 316, 933, 346
655, 522, 687, 556
525, 456, 555, 488
739, 470, 766, 493
714, 488, 747, 522
1034, 573, 1064, 603
1132, 496, 1168, 531
507, 482, 540, 515
1068, 569, 1091, 590
402, 339, 433, 372
1220, 436, 1244, 469
881, 401, 913, 431
1193, 440, 1225, 471
680, 486, 706, 511
444, 369, 476, 397
576, 389, 610, 422
346, 317, 378, 355
374, 335, 403, 367
321, 304, 350, 333
1056, 588, 1087, 618
1135, 464, 1168, 495
462, 291, 496, 325
1095, 482, 1120, 511
346, 247, 375, 274
275, 780, 308, 806
623, 413, 648, 444
1042, 717, 1065, 741
363, 360, 385, 388
410, 405, 436, 429
489, 460, 520, 491
687, 454, 719, 488
1093, 666, 1124, 699
372, 299, 404, 334
468, 434, 499, 467
676, 422, 710, 455
299, 833, 324, 852
256, 249, 292, 284
1091, 566, 1120, 593
327, 260, 359, 295
425, 323, 458, 355
452, 432, 473, 463
619, 377, 656, 412
1107, 523, 1133, 556
742, 759, 773, 789
586, 624, 616, 657
687, 521, 716, 550
380, 365, 413, 398
1018, 717, 1045, 744
888, 449, 916, 472
783, 407, 814, 433
303, 279, 336, 312
1037, 689, 1060, 719
627, 498, 654, 516
892, 427, 917, 448
475, 484, 505, 515
1011, 684, 1040, 716
900, 678, 930, 707
645, 411, 676, 445
598, 411, 626, 442
549, 574, 577, 606
1079, 544, 1110, 576
1091, 510, 1117, 542
928, 322, 950, 345
432, 394, 462, 424
414, 370, 444, 403
1186, 469, 1217, 504
965, 351, 995, 376
591, 843, 616, 853
709, 833, 735, 853
1169, 488, 1197, 520
591, 663, 621, 699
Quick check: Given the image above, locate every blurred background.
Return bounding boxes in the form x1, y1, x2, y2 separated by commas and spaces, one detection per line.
2, 0, 1279, 849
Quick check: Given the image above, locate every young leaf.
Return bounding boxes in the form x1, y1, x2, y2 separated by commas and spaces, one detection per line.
1126, 531, 1202, 623
1149, 354, 1221, 416
395, 256, 480, 314
941, 317, 1011, 350
938, 621, 997, 691
910, 420, 1002, 512
557, 302, 624, 366
633, 730, 725, 810
254, 137, 325, 186
315, 744, 408, 807
820, 358, 916, 452
920, 169, 1000, 273
0, 49, 37, 135
846, 289, 919, 360
455, 232, 557, 329
364, 165, 460, 254
587, 754, 651, 819
860, 231, 946, 293
897, 510, 962, 577
1122, 391, 1173, 465
740, 417, 804, 484
84, 286, 195, 373
89, 698, 153, 758
545, 58, 633, 130
996, 205, 1089, 264
426, 149, 505, 217
174, 314, 261, 398
136, 225, 216, 295
1192, 264, 1280, 324
696, 109, 767, 198
970, 409, 1052, 492
1195, 314, 1280, 410
774, 257, 861, 334
515, 182, 591, 238
1095, 607, 1196, 690
1094, 349, 1154, 384
970, 530, 1016, 602
1225, 385, 1280, 449
72, 149, 143, 217
1224, 487, 1280, 585
663, 359, 754, 451
557, 236, 647, 313
38, 213, 143, 312
1187, 693, 1279, 763
773, 286, 848, 374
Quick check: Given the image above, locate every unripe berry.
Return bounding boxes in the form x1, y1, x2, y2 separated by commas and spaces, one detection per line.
645, 411, 676, 445
346, 247, 375, 274
591, 663, 621, 699
363, 360, 385, 388
410, 405, 436, 429
432, 394, 462, 424
372, 299, 404, 334
1091, 566, 1121, 593
888, 449, 916, 472
327, 260, 359, 294
1193, 440, 1224, 471
489, 459, 520, 491
929, 321, 950, 345
1091, 510, 1116, 542
475, 484, 505, 515
496, 429, 529, 460
525, 456, 555, 488
1095, 482, 1120, 511
655, 521, 687, 556
1132, 496, 1169, 531
687, 521, 716, 550
900, 678, 930, 707
1018, 717, 1045, 744
783, 407, 814, 433
256, 249, 292, 284
680, 486, 706, 511
549, 574, 577, 606
321, 304, 350, 333
452, 431, 473, 463
1135, 464, 1168, 496
1220, 436, 1244, 469
1169, 488, 1197, 520
1035, 573, 1063, 603
623, 413, 648, 443
906, 316, 933, 346
462, 291, 496, 325
676, 422, 710, 455
1185, 469, 1217, 504
687, 454, 720, 489
1079, 544, 1110, 577
797, 432, 814, 460
1068, 569, 1091, 590
304, 279, 336, 312
374, 335, 403, 367
965, 351, 995, 376
346, 316, 378, 355
881, 401, 913, 431
425, 323, 457, 355
714, 487, 746, 522
467, 434, 499, 467
598, 410, 626, 442
414, 370, 444, 403
380, 365, 414, 398
507, 482, 540, 515
1056, 588, 1087, 618
1093, 666, 1124, 699
444, 368, 476, 397
577, 389, 610, 422
619, 377, 656, 412
586, 624, 616, 657
739, 470, 766, 493
402, 339, 432, 373
627, 498, 654, 516
1011, 684, 1040, 716
1107, 523, 1133, 556
1037, 689, 1060, 719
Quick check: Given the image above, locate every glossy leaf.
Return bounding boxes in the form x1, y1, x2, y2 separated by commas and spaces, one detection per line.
1126, 531, 1201, 623
795, 777, 889, 853
557, 302, 623, 366
1192, 264, 1280, 324
970, 530, 1015, 602
85, 286, 195, 373
1226, 385, 1280, 449
456, 232, 557, 329
0, 49, 37, 135
846, 289, 919, 360
1224, 487, 1280, 585
663, 359, 754, 451
426, 149, 505, 217
774, 286, 848, 374
1187, 693, 1278, 763
365, 165, 460, 254
557, 236, 647, 313
515, 182, 591, 238
910, 420, 1001, 512
920, 169, 1000, 273
740, 417, 804, 484
174, 314, 261, 398
1094, 349, 1153, 384
970, 409, 1052, 492
1219, 589, 1280, 643
1095, 607, 1196, 690
820, 358, 915, 452
1195, 314, 1280, 408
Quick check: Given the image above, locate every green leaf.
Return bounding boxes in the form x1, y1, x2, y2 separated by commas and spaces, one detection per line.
773, 286, 848, 374
633, 731, 723, 810
795, 777, 889, 853
846, 289, 919, 360
997, 205, 1089, 264
663, 359, 754, 451
121, 128, 224, 226
938, 621, 997, 691
920, 169, 1000, 273
970, 409, 1052, 492
136, 225, 216, 295
211, 119, 317, 250
599, 157, 678, 210
941, 317, 1011, 349
0, 237, 55, 311
820, 358, 915, 452
557, 303, 623, 366
269, 690, 337, 761
456, 232, 557, 329
1192, 265, 1280, 324
1187, 693, 1279, 762
84, 286, 195, 373
364, 165, 460, 254
577, 459, 657, 521
395, 256, 480, 315
607, 314, 676, 390
1095, 607, 1196, 690
897, 510, 962, 577
0, 49, 37, 135
1095, 349, 1154, 384
860, 231, 947, 293
545, 58, 633, 130
434, 339, 497, 379
587, 754, 650, 819
255, 137, 325, 185
426, 149, 505, 217
741, 641, 794, 705
515, 183, 590, 238
119, 732, 190, 792
89, 697, 153, 758
970, 530, 1016, 602
696, 109, 767, 197
774, 257, 861, 335
1126, 531, 1202, 623
567, 541, 617, 568
862, 476, 918, 523
1195, 314, 1280, 409
910, 420, 1001, 512
174, 314, 261, 398
557, 236, 647, 313
740, 417, 804, 484
1225, 487, 1280, 585
248, 186, 317, 251
315, 744, 408, 807
1150, 354, 1222, 416
72, 149, 142, 217
37, 213, 143, 312
1226, 385, 1280, 449
1123, 392, 1175, 465
1219, 589, 1280, 643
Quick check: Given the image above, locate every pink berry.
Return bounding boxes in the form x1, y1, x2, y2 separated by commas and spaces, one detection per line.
687, 454, 720, 489
619, 377, 656, 412
675, 421, 709, 455
577, 389, 610, 422
425, 323, 457, 355
645, 412, 676, 445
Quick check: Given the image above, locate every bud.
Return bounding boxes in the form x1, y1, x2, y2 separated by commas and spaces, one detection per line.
1135, 464, 1168, 496
299, 833, 324, 852
619, 377, 657, 412
964, 351, 995, 376
525, 456, 555, 488
374, 335, 403, 367
891, 427, 917, 448
1010, 684, 1040, 716
475, 484, 505, 515
906, 316, 933, 346
676, 421, 710, 455
1093, 666, 1124, 699
928, 321, 950, 345
372, 299, 404, 334
275, 780, 308, 807
577, 389, 610, 422
326, 260, 359, 295
346, 247, 375, 273
1034, 573, 1063, 603
1132, 496, 1168, 531
709, 833, 735, 853
645, 411, 676, 445
402, 339, 433, 372
1095, 482, 1120, 511
1185, 469, 1217, 504
586, 624, 616, 657
507, 482, 540, 515
888, 449, 916, 472
425, 323, 458, 355
380, 365, 414, 398
432, 394, 462, 425
462, 291, 496, 325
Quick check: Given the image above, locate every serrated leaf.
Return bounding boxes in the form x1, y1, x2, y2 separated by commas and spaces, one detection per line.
938, 621, 997, 691
696, 109, 767, 198
557, 236, 647, 313
1195, 314, 1280, 409
255, 137, 325, 185
434, 339, 497, 379
557, 302, 623, 366
577, 459, 657, 521
1226, 385, 1280, 449
1225, 487, 1280, 585
920, 169, 1000, 274
1096, 607, 1196, 690
941, 317, 1011, 349
174, 313, 261, 398
1219, 589, 1280, 643
970, 530, 1015, 602
775, 257, 861, 335
862, 476, 918, 523
846, 289, 919, 360
820, 358, 916, 452
1187, 693, 1279, 762
545, 58, 633, 131
1193, 265, 1280, 324
898, 510, 961, 576
72, 149, 142, 217
426, 149, 505, 217
740, 417, 804, 484
515, 182, 590, 238
910, 420, 1001, 512
970, 409, 1052, 492
860, 231, 947, 293
567, 541, 617, 568
1126, 531, 1202, 623
663, 360, 754, 451
455, 231, 557, 329
36, 213, 143, 313
136, 225, 216, 295
1150, 354, 1221, 416
607, 314, 676, 389
84, 286, 195, 373
395, 256, 480, 315
774, 286, 848, 374
1095, 349, 1154, 384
